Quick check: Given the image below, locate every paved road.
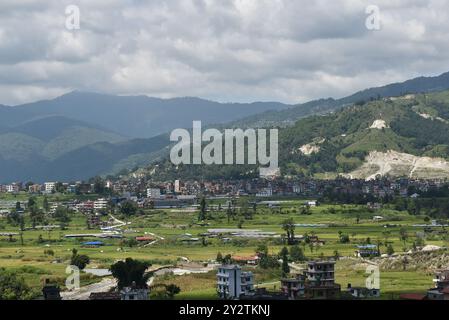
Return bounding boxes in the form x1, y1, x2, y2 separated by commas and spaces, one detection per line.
61, 278, 117, 300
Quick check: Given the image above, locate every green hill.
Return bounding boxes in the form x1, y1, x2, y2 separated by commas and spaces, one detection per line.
139, 91, 449, 181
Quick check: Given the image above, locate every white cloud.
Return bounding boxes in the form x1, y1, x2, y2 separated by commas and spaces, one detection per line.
1, 0, 449, 105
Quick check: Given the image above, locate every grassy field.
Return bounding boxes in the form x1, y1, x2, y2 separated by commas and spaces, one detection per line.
0, 193, 447, 299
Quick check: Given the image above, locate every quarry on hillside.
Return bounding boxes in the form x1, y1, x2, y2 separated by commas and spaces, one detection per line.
418, 112, 449, 124
298, 138, 325, 155
369, 119, 388, 129
348, 150, 449, 180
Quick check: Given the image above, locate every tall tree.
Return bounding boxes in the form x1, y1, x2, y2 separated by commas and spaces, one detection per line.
280, 247, 290, 277
70, 249, 90, 270
120, 200, 138, 216
110, 258, 152, 290
43, 196, 50, 213
282, 218, 296, 245
198, 197, 206, 221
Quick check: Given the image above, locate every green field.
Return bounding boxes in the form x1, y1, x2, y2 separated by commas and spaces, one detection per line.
0, 192, 446, 299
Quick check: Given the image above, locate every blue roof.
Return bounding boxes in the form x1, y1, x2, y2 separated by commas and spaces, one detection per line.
356, 244, 377, 249
82, 241, 104, 246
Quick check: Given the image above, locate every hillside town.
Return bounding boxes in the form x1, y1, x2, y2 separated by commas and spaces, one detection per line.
1, 176, 447, 204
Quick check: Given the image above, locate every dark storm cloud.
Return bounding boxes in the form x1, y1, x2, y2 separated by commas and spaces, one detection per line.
0, 0, 449, 105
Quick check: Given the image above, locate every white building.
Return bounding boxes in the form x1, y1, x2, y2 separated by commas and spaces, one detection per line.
217, 265, 254, 299
174, 180, 181, 193
44, 182, 56, 193
256, 188, 273, 198
94, 198, 108, 211
146, 188, 161, 199
305, 200, 317, 207
293, 185, 302, 194
6, 184, 19, 193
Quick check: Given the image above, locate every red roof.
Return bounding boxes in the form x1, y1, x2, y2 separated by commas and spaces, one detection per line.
135, 236, 155, 242
399, 293, 427, 300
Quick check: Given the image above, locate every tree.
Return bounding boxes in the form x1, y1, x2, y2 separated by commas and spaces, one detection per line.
333, 250, 341, 260
241, 200, 252, 220
43, 196, 50, 213
222, 254, 232, 264
70, 249, 90, 270
110, 258, 151, 290
387, 244, 395, 256
19, 216, 25, 246
256, 244, 279, 269
0, 268, 35, 300
280, 247, 290, 277
165, 284, 181, 299
289, 245, 305, 262
27, 197, 37, 208
198, 197, 207, 221
402, 256, 409, 271
226, 202, 232, 223
53, 206, 71, 226
399, 228, 408, 247
7, 210, 22, 226
92, 176, 106, 195
256, 244, 269, 257
339, 232, 350, 244
29, 204, 45, 229
120, 200, 138, 216
282, 218, 296, 245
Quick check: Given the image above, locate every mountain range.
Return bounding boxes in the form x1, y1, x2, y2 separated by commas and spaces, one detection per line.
2, 71, 449, 182
141, 89, 449, 181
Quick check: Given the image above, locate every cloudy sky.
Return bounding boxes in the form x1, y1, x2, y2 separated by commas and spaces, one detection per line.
1, 0, 449, 105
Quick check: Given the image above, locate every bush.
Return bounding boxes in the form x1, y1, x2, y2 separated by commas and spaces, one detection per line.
0, 268, 36, 300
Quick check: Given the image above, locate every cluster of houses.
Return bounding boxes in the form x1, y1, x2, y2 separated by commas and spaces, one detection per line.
111, 177, 448, 199
1, 177, 447, 202
0, 181, 93, 194
401, 269, 449, 300
216, 259, 381, 300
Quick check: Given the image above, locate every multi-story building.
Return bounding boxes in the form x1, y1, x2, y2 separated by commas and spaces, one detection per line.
304, 261, 341, 299
428, 269, 449, 300
6, 184, 19, 193
94, 198, 109, 211
28, 184, 42, 194
281, 274, 306, 299
217, 265, 254, 299
281, 260, 341, 300
146, 188, 161, 199
44, 182, 56, 193
174, 180, 181, 193
256, 187, 273, 197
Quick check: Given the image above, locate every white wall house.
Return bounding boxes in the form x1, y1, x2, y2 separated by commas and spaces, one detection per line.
44, 182, 56, 193
6, 184, 19, 193
217, 265, 254, 299
94, 198, 108, 211
146, 188, 161, 199
256, 188, 273, 198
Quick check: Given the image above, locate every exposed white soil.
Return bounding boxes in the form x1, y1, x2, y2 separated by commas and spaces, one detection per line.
299, 144, 321, 155
348, 150, 449, 180
369, 119, 388, 129
298, 138, 325, 155
389, 94, 415, 101
418, 112, 449, 124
